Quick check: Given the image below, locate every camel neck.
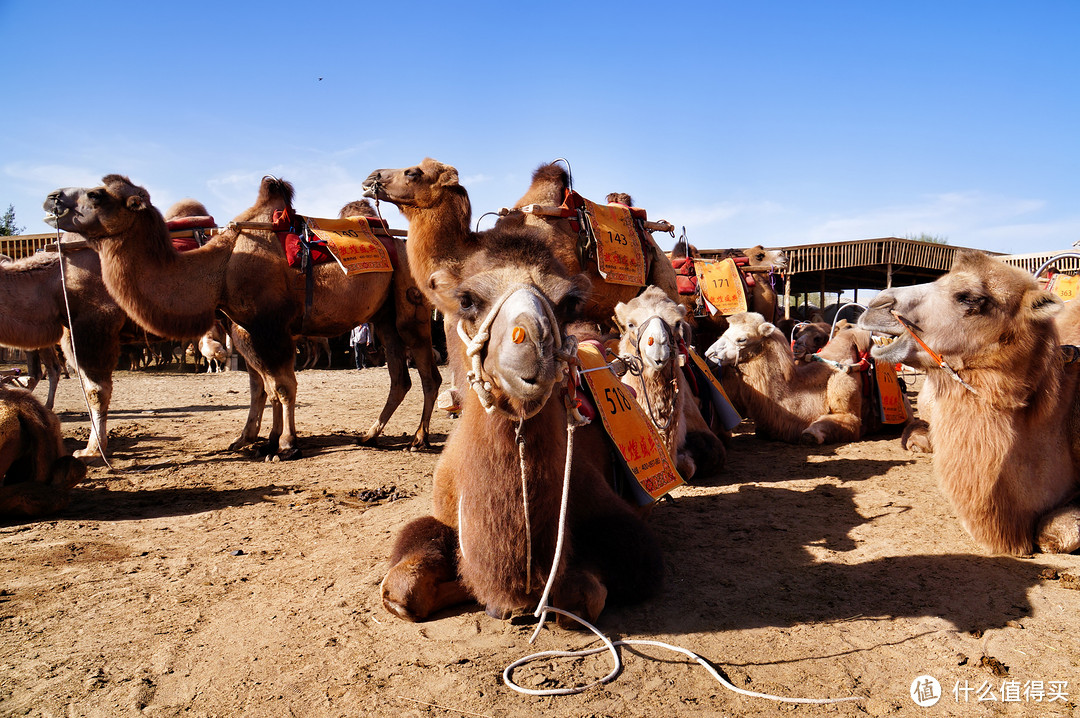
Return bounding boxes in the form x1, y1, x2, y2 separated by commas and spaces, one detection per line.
97, 235, 230, 340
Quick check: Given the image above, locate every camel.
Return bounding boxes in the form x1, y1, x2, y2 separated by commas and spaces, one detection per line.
0, 384, 86, 517
858, 250, 1080, 555
0, 236, 129, 457
363, 158, 678, 410
790, 321, 833, 364
704, 312, 904, 444
198, 319, 230, 373
613, 286, 725, 481
44, 175, 440, 459
381, 226, 663, 624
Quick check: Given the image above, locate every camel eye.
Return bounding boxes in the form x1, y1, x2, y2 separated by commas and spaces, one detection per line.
404, 168, 422, 180
458, 291, 475, 311
87, 189, 105, 205
955, 291, 987, 312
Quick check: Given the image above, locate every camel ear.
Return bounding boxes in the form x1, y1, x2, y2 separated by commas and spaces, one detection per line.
759, 322, 776, 337
1024, 289, 1063, 321
613, 301, 630, 331
436, 165, 459, 187
126, 194, 148, 212
427, 269, 459, 311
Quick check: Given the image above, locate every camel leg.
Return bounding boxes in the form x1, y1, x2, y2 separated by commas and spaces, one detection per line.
438, 315, 464, 414
264, 364, 299, 460
381, 516, 472, 621
228, 328, 268, 450
396, 305, 441, 450
801, 373, 863, 445
42, 353, 60, 411
357, 316, 413, 448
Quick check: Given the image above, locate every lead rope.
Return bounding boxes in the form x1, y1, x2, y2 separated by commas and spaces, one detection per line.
53, 228, 115, 471
515, 419, 533, 596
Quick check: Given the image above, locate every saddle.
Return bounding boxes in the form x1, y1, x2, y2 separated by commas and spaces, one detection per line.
166, 215, 216, 253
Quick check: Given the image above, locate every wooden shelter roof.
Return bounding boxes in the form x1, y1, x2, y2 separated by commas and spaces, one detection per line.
696, 237, 1078, 296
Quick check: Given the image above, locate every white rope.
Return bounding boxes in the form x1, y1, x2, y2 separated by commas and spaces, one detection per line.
54, 232, 115, 471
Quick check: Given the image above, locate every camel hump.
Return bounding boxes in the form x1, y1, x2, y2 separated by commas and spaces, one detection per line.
338, 199, 378, 219
256, 176, 295, 208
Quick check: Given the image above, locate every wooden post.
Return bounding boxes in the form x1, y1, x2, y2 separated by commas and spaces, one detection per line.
784, 275, 792, 319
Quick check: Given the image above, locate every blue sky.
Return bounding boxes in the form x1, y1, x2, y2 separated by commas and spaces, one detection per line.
2, 1, 1077, 255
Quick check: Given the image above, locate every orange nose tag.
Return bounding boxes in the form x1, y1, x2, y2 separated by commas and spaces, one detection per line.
512, 326, 526, 344
647, 337, 655, 346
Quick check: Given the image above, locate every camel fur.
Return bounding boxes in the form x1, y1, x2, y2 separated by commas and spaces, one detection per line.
705, 312, 876, 444
45, 176, 440, 459
0, 385, 86, 517
613, 286, 725, 481
859, 250, 1080, 555
381, 227, 663, 625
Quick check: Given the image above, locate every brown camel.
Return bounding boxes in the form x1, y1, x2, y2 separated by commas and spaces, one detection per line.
0, 237, 128, 457
705, 312, 905, 444
45, 175, 440, 459
859, 250, 1080, 555
0, 384, 86, 517
613, 286, 725, 481
381, 227, 663, 624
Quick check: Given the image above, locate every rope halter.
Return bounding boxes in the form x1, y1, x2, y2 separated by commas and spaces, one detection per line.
456, 283, 578, 419
620, 314, 680, 431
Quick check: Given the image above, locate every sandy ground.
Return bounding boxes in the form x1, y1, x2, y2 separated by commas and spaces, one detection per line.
1, 364, 1078, 718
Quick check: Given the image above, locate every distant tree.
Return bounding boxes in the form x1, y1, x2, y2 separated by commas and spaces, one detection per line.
0, 205, 25, 237
905, 232, 948, 245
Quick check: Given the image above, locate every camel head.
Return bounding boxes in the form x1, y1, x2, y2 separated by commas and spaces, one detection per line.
363, 158, 468, 213
744, 245, 788, 272
44, 175, 166, 246
790, 322, 832, 361
614, 286, 689, 372
429, 227, 590, 418
705, 312, 775, 367
858, 250, 1062, 371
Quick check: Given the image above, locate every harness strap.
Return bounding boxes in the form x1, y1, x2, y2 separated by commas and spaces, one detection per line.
890, 311, 979, 395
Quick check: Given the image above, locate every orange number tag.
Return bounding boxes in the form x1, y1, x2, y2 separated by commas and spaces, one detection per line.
304, 216, 394, 275
874, 360, 907, 424
577, 343, 683, 503
696, 259, 748, 315
581, 198, 646, 287
1048, 274, 1079, 303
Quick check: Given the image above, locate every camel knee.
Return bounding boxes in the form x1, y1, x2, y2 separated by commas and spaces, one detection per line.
901, 419, 932, 453
1035, 507, 1080, 554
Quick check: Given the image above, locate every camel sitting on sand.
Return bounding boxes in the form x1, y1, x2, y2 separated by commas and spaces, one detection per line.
45, 175, 440, 459
705, 312, 904, 444
381, 226, 663, 624
613, 286, 726, 481
859, 250, 1080, 555
0, 384, 86, 517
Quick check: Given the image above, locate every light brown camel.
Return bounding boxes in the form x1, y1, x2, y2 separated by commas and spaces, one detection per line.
381, 227, 663, 624
704, 312, 905, 444
198, 319, 230, 373
0, 237, 128, 457
613, 286, 726, 481
859, 250, 1080, 555
0, 384, 86, 517
45, 175, 440, 459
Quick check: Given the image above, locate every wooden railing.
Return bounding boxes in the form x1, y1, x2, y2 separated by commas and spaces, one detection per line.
0, 233, 54, 260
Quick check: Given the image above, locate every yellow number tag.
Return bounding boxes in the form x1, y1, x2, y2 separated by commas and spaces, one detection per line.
686, 348, 742, 431
874, 360, 908, 425
581, 198, 646, 286
1049, 274, 1079, 303
577, 343, 683, 503
696, 258, 748, 315
304, 216, 394, 275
